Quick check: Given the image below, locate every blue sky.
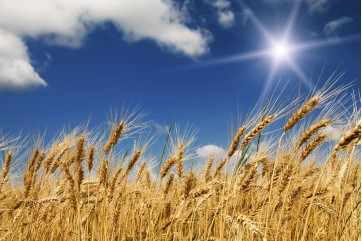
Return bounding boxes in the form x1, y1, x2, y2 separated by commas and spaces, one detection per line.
0, 0, 360, 157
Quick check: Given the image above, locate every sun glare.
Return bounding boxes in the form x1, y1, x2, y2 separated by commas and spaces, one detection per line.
271, 41, 290, 60
194, 0, 358, 107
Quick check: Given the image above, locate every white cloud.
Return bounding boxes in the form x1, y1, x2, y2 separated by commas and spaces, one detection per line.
324, 17, 353, 37
206, 0, 234, 28
306, 0, 337, 14
218, 10, 235, 28
211, 0, 230, 9
0, 0, 211, 89
0, 30, 46, 89
195, 144, 241, 172
196, 144, 227, 160
323, 125, 343, 142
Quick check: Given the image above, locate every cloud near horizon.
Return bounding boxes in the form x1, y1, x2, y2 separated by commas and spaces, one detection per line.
0, 0, 211, 90
196, 144, 227, 160
195, 144, 240, 164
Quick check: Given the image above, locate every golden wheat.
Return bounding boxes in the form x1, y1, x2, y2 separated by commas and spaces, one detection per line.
0, 85, 360, 241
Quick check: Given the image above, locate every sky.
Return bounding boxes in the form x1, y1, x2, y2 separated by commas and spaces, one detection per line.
0, 0, 360, 159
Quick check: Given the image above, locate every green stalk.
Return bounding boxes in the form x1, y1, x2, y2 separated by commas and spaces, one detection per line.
157, 119, 173, 179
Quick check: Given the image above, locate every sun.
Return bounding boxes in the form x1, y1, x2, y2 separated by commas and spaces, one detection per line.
193, 0, 359, 108
271, 41, 290, 61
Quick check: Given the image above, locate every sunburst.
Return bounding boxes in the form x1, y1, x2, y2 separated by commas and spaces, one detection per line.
194, 0, 360, 105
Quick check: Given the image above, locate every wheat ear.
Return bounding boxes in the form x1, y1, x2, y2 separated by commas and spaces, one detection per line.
44, 145, 61, 173
62, 163, 77, 211
228, 127, 246, 159
265, 97, 319, 239
298, 133, 327, 166
284, 96, 319, 133
212, 158, 227, 179
182, 172, 196, 199
298, 119, 331, 148
176, 142, 184, 178
125, 150, 142, 176
163, 173, 175, 195
49, 148, 67, 174
136, 161, 146, 182
104, 121, 124, 155
240, 115, 274, 148
2, 151, 12, 180
204, 157, 214, 183
87, 146, 95, 174
300, 123, 360, 241
108, 166, 123, 202
74, 137, 85, 191
160, 157, 176, 181
331, 122, 361, 159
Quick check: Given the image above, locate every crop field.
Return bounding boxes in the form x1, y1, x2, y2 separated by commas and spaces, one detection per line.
0, 81, 360, 241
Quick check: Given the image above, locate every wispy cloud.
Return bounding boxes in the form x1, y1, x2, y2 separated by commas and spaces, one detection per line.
212, 0, 231, 9
0, 0, 211, 90
261, 0, 292, 4
153, 123, 169, 135
260, 0, 337, 15
218, 10, 235, 28
195, 144, 242, 171
306, 0, 338, 14
241, 8, 252, 25
324, 16, 353, 37
206, 0, 235, 28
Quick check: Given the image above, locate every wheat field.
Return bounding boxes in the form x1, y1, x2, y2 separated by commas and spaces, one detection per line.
0, 81, 360, 240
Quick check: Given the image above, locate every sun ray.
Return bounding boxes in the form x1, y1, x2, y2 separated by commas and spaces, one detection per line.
291, 34, 361, 52
239, 2, 274, 43
283, 0, 303, 41
259, 61, 279, 108
191, 49, 270, 68
286, 58, 314, 90
186, 1, 359, 101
